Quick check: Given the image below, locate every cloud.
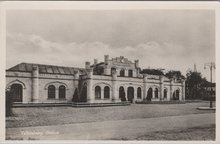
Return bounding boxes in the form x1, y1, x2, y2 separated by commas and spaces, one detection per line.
6, 32, 214, 78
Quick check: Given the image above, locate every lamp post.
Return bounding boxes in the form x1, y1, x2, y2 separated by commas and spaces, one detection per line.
204, 62, 215, 108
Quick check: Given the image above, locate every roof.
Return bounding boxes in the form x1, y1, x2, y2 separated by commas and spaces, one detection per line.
140, 69, 164, 76
7, 63, 86, 75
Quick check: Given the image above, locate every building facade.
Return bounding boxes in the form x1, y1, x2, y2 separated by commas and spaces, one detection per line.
6, 55, 185, 104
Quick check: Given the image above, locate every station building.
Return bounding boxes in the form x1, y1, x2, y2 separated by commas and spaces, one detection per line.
6, 55, 185, 104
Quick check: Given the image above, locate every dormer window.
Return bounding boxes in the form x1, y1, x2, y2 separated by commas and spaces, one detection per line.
128, 70, 133, 77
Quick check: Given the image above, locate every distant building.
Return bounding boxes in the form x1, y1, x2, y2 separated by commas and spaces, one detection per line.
6, 55, 185, 104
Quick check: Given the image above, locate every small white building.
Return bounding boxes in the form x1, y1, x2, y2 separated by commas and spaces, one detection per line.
6, 55, 185, 104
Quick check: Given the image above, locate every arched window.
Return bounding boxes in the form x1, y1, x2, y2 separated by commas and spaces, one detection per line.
176, 89, 180, 100
10, 84, 23, 102
155, 88, 159, 99
137, 87, 142, 99
164, 89, 167, 99
59, 85, 66, 99
128, 70, 133, 77
48, 85, 55, 99
120, 69, 125, 77
111, 68, 116, 75
95, 86, 101, 99
173, 89, 180, 100
104, 86, 110, 99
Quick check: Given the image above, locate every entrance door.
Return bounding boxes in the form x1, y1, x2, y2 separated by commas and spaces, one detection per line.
10, 84, 23, 102
119, 87, 126, 101
127, 87, 134, 103
173, 90, 180, 100
80, 86, 87, 102
147, 88, 153, 101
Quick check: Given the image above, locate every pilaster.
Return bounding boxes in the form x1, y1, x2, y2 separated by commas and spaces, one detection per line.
32, 66, 39, 102
133, 89, 137, 103
143, 74, 148, 100
160, 75, 164, 101
112, 71, 120, 102
170, 79, 174, 100
87, 68, 94, 103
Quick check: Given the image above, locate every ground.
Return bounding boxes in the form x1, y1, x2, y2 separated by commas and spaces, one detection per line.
112, 124, 215, 140
6, 101, 215, 140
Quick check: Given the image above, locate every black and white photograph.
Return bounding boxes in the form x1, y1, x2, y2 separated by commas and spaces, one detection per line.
1, 1, 219, 142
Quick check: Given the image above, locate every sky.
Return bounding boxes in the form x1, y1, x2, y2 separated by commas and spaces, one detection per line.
6, 10, 215, 81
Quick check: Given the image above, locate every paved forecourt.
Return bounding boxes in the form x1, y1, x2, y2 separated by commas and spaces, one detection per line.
6, 113, 215, 140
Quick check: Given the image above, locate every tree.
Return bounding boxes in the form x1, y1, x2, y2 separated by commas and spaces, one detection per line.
185, 71, 208, 99
165, 70, 185, 80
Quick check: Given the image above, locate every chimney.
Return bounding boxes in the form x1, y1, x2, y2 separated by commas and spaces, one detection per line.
85, 62, 91, 69
135, 60, 139, 68
104, 55, 109, 64
94, 59, 98, 65
32, 65, 39, 78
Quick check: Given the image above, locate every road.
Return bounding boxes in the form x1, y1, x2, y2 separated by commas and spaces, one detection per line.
6, 113, 215, 140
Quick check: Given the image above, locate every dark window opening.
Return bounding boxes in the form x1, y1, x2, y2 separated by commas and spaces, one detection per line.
155, 88, 159, 99
59, 85, 66, 99
164, 89, 167, 99
48, 85, 55, 99
120, 69, 125, 77
119, 86, 126, 101
104, 86, 110, 99
95, 86, 101, 99
10, 84, 23, 102
128, 70, 133, 77
137, 87, 142, 99
147, 88, 153, 101
127, 87, 134, 103
111, 68, 116, 75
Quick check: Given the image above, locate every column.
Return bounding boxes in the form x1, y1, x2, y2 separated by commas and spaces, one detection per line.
136, 69, 140, 77
133, 70, 137, 77
143, 74, 148, 100
152, 90, 155, 99
160, 76, 164, 101
124, 86, 127, 101
125, 69, 128, 77
112, 70, 120, 102
182, 81, 185, 101
87, 69, 94, 103
104, 67, 111, 75
179, 89, 182, 101
74, 71, 79, 87
101, 87, 104, 99
116, 68, 120, 76
55, 88, 59, 100
32, 66, 39, 102
133, 88, 137, 103
170, 79, 173, 100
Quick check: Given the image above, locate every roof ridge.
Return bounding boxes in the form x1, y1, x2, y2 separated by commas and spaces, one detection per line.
16, 62, 85, 70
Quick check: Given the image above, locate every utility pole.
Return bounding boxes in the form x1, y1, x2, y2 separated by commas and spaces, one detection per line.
204, 62, 215, 108
194, 64, 197, 72
204, 62, 215, 83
